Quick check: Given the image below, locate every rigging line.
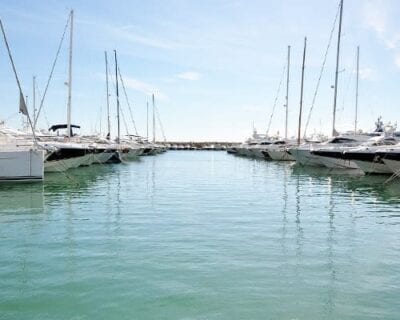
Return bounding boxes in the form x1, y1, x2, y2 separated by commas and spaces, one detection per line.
34, 12, 71, 128
266, 64, 286, 136
107, 62, 130, 137
340, 49, 359, 118
340, 62, 354, 113
119, 102, 130, 137
35, 82, 50, 129
117, 66, 139, 136
155, 103, 166, 141
303, 1, 341, 138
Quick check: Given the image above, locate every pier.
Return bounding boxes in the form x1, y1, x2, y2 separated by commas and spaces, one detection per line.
160, 141, 240, 150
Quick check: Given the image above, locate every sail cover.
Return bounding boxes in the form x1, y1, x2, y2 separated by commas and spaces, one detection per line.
19, 91, 28, 116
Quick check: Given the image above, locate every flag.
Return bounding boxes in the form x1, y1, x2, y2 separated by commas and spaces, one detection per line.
19, 91, 28, 116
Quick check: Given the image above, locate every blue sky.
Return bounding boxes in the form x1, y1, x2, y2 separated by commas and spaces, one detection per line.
0, 0, 399, 141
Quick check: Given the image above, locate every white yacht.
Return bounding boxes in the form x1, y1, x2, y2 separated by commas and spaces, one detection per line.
288, 135, 371, 167
265, 140, 296, 161
311, 136, 397, 173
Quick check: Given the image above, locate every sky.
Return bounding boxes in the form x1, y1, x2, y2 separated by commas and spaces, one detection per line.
0, 0, 400, 142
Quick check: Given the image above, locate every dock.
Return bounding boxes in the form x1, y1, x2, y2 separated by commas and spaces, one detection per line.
160, 141, 240, 150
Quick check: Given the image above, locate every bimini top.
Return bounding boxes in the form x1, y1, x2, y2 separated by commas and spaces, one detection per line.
49, 124, 80, 132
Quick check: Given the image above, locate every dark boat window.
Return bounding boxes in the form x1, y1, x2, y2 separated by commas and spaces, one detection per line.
330, 137, 357, 143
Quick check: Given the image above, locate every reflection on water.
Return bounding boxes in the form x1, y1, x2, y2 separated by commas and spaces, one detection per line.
0, 183, 44, 213
292, 163, 400, 203
0, 152, 399, 319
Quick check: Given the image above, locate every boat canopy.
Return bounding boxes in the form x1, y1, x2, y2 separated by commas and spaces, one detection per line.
49, 124, 80, 131
49, 124, 80, 136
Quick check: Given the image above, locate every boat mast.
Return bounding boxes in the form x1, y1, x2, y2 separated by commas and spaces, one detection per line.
355, 45, 359, 134
146, 101, 149, 141
152, 93, 156, 143
67, 9, 73, 138
298, 37, 307, 145
332, 0, 344, 137
105, 51, 111, 139
114, 50, 120, 143
33, 76, 36, 131
285, 45, 291, 141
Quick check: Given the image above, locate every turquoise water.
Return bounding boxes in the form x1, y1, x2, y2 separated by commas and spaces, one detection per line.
1, 151, 400, 319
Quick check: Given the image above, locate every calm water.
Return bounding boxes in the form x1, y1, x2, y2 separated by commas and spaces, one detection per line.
1, 151, 400, 319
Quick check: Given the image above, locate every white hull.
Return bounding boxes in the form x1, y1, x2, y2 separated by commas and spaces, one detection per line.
382, 159, 400, 174
248, 148, 266, 158
236, 147, 252, 157
45, 154, 91, 172
92, 151, 114, 164
353, 160, 392, 174
120, 148, 143, 161
318, 156, 359, 170
80, 153, 95, 166
289, 148, 324, 167
268, 149, 295, 161
0, 149, 44, 181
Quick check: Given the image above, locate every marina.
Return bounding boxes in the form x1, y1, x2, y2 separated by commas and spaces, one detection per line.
1, 0, 400, 318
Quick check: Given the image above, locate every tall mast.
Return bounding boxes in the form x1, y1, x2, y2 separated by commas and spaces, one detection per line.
114, 50, 120, 143
67, 9, 73, 138
298, 37, 307, 145
355, 45, 359, 134
105, 51, 111, 139
285, 45, 291, 141
332, 0, 344, 137
146, 101, 149, 140
33, 76, 36, 131
152, 94, 156, 143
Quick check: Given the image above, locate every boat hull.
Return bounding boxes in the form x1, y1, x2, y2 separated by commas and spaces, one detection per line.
44, 147, 93, 172
120, 148, 143, 161
382, 159, 400, 174
311, 151, 359, 169
289, 148, 324, 167
0, 149, 44, 182
267, 149, 295, 161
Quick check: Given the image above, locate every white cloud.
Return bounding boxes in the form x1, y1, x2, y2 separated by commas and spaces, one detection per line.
176, 71, 201, 81
241, 105, 265, 113
363, 1, 400, 69
359, 67, 376, 81
122, 76, 169, 101
363, 1, 387, 35
78, 18, 177, 49
115, 25, 177, 49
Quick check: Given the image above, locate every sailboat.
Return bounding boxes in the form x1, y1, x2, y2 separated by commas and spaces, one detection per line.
265, 45, 296, 161
287, 0, 371, 167
111, 50, 143, 162
0, 19, 44, 181
39, 10, 117, 171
